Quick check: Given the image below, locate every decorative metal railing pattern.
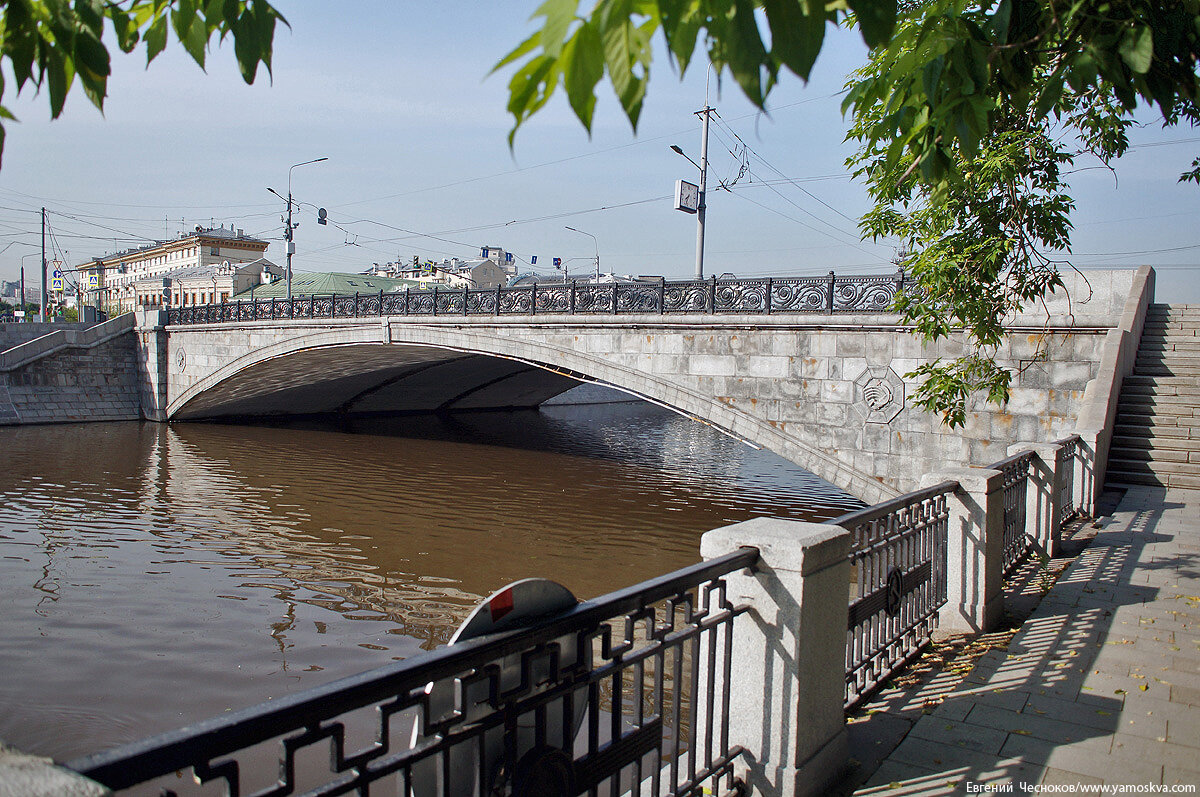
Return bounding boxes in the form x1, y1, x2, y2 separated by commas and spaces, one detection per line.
165, 271, 909, 325
1056, 435, 1080, 524
66, 548, 759, 797
993, 451, 1034, 577
835, 483, 952, 710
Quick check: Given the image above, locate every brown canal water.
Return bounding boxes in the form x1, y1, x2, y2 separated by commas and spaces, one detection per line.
0, 402, 862, 762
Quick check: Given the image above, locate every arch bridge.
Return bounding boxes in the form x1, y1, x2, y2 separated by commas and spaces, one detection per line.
139, 272, 1134, 503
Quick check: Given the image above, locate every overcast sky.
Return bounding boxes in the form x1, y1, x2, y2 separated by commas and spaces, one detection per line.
1, 2, 1198, 301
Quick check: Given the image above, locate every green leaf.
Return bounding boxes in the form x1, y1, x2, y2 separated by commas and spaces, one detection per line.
145, 13, 169, 64
74, 31, 112, 82
987, 0, 1012, 45
600, 13, 649, 129
180, 14, 209, 68
719, 0, 770, 105
45, 47, 76, 120
762, 0, 826, 82
847, 0, 896, 49
494, 30, 543, 73
1119, 25, 1153, 75
562, 21, 604, 131
659, 0, 701, 72
534, 0, 578, 59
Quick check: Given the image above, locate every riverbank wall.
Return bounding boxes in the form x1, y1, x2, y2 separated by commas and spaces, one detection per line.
0, 316, 141, 425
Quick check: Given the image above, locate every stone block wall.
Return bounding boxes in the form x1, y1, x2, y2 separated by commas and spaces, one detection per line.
1, 333, 141, 425
0, 322, 92, 351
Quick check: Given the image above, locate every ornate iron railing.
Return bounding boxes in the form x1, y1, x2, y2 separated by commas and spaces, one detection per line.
165, 271, 908, 325
992, 451, 1034, 577
65, 548, 759, 797
1056, 435, 1080, 524
835, 482, 952, 709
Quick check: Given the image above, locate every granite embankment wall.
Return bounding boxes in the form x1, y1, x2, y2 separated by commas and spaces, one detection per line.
0, 322, 93, 350
0, 316, 141, 425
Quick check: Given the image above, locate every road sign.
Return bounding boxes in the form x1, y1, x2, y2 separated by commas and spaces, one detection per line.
51, 274, 63, 292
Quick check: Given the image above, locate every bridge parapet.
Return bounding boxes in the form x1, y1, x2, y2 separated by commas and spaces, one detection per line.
168, 272, 910, 326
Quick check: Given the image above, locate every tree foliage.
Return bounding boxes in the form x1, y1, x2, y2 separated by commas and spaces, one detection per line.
499, 0, 1200, 426
0, 0, 285, 166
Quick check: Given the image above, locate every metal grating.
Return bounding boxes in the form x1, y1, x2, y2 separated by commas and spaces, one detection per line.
836, 482, 952, 710
66, 549, 759, 797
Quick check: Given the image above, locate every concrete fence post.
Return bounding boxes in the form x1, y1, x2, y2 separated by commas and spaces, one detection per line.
1074, 429, 1100, 518
1008, 442, 1063, 558
700, 517, 850, 797
920, 468, 1004, 633
0, 742, 109, 796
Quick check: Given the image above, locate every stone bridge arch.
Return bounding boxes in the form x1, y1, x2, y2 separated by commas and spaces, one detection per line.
164, 318, 901, 501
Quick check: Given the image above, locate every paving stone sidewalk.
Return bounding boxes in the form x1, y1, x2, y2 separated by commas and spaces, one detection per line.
852, 485, 1200, 794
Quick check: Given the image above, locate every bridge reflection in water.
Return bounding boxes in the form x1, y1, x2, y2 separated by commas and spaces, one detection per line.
0, 401, 861, 765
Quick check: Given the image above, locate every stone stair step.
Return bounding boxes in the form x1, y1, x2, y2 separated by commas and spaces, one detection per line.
1105, 469, 1200, 490
1134, 365, 1200, 377
1120, 380, 1200, 397
1145, 314, 1200, 322
1108, 456, 1199, 473
1107, 446, 1193, 463
1118, 392, 1199, 408
1139, 342, 1200, 353
1114, 423, 1196, 440
1115, 409, 1197, 425
1110, 434, 1200, 452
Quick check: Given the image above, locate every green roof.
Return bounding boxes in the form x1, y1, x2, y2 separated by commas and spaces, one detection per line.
232, 272, 421, 299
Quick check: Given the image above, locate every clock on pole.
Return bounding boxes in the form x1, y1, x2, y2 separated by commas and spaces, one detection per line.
674, 180, 700, 214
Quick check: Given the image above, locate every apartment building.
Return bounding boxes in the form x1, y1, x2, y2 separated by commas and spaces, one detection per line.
80, 225, 270, 313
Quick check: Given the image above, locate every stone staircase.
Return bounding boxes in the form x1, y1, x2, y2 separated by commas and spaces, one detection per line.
1107, 304, 1200, 492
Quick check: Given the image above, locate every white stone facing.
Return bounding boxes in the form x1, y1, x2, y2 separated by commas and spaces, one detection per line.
701, 519, 851, 797
148, 287, 1125, 503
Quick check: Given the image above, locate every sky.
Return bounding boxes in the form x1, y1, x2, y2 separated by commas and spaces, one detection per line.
1, 2, 1198, 302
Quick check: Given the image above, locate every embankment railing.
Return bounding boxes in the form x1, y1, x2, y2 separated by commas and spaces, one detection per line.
66, 548, 759, 797
993, 450, 1035, 578
837, 481, 953, 709
165, 272, 908, 325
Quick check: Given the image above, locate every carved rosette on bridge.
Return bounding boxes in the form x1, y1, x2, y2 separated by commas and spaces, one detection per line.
854, 365, 905, 424
175, 347, 186, 372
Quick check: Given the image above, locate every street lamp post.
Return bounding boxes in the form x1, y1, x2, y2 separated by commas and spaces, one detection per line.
270, 157, 328, 304
20, 253, 38, 320
671, 105, 713, 280
564, 226, 600, 280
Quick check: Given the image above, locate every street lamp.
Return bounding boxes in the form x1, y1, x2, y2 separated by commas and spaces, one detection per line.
564, 226, 600, 280
671, 105, 713, 280
20, 252, 38, 320
269, 157, 328, 303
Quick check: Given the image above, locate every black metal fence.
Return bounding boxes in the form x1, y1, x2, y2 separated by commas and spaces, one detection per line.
1057, 435, 1080, 522
836, 483, 952, 710
993, 451, 1034, 577
166, 272, 908, 325
65, 548, 759, 797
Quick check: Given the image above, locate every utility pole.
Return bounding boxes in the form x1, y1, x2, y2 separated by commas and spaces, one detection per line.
20, 266, 25, 319
694, 106, 712, 281
284, 196, 295, 303
41, 207, 47, 321
269, 157, 328, 304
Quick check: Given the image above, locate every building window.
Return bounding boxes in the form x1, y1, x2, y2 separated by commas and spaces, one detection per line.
210, 247, 219, 256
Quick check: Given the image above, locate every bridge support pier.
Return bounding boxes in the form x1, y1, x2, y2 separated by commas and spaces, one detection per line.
135, 310, 168, 422
701, 518, 850, 797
